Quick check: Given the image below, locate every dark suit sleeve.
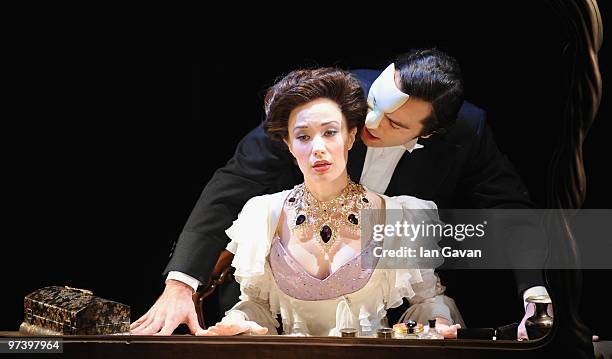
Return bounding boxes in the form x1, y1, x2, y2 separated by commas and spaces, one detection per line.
458, 123, 547, 296
458, 124, 532, 208
162, 123, 296, 284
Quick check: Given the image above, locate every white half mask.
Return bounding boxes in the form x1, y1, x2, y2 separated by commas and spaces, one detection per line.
365, 63, 410, 129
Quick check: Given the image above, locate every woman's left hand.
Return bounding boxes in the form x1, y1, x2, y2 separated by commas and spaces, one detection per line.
436, 323, 461, 339
432, 317, 461, 339
196, 312, 268, 336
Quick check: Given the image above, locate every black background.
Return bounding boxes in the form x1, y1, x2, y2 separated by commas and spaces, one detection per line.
3, 2, 610, 339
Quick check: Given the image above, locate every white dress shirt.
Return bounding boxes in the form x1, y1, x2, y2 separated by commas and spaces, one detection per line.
166, 271, 201, 293
359, 138, 423, 193
168, 137, 548, 309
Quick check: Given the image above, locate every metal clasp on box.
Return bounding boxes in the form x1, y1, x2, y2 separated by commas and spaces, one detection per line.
63, 318, 75, 335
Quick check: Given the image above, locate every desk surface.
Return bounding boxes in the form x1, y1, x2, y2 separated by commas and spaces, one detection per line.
1, 331, 578, 359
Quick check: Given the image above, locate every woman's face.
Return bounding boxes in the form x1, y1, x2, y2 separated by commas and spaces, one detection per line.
285, 98, 357, 184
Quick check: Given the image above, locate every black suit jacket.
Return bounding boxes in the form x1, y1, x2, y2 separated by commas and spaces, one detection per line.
164, 69, 545, 301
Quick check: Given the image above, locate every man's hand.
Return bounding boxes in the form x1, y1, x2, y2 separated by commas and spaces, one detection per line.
517, 302, 553, 340
130, 280, 203, 335
196, 312, 268, 336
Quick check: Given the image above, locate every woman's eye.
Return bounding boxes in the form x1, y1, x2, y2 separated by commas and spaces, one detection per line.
297, 135, 310, 141
324, 129, 338, 136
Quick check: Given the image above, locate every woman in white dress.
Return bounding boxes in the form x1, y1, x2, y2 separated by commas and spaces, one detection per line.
200, 68, 463, 338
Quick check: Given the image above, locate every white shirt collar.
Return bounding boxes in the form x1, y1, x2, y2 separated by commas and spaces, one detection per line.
404, 137, 424, 153
372, 138, 424, 153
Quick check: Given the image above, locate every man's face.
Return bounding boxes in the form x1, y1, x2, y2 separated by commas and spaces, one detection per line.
362, 69, 433, 147
361, 96, 432, 147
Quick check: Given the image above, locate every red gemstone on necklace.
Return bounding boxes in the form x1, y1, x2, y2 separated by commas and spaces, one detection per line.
320, 225, 332, 243
296, 214, 306, 225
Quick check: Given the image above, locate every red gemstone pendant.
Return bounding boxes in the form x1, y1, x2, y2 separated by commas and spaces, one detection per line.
320, 225, 332, 243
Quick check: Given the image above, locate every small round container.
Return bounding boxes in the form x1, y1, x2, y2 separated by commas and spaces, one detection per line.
377, 327, 393, 339
340, 328, 357, 338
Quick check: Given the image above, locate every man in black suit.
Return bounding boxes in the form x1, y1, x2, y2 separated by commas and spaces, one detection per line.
130, 49, 549, 338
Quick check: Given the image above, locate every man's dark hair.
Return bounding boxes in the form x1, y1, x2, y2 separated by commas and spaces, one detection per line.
395, 48, 464, 136
263, 68, 367, 141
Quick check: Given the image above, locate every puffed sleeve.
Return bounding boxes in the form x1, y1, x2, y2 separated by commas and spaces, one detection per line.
224, 263, 280, 335
383, 195, 456, 324
223, 192, 289, 333
401, 269, 453, 324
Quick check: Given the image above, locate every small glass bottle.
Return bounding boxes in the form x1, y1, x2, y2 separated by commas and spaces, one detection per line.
392, 323, 407, 339
405, 326, 419, 339
419, 319, 444, 339
414, 322, 424, 336
401, 320, 417, 339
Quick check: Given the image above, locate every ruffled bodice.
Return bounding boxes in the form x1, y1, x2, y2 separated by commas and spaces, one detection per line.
269, 235, 379, 301
224, 189, 454, 336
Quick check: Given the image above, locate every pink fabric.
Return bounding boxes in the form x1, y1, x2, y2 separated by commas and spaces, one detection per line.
269, 236, 378, 301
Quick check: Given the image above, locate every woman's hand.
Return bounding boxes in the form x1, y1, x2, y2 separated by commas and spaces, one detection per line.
434, 317, 461, 339
436, 323, 461, 339
196, 312, 268, 336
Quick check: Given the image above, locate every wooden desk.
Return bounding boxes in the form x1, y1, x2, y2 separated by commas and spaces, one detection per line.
1, 331, 581, 359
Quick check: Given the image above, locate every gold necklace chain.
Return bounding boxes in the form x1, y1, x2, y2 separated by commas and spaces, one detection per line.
286, 179, 371, 257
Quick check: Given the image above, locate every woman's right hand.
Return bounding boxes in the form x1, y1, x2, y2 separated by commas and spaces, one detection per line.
196, 312, 268, 336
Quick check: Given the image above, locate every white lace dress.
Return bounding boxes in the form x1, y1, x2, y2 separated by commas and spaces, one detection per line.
224, 189, 462, 336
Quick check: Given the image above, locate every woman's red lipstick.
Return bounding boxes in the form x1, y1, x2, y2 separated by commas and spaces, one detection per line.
312, 160, 331, 173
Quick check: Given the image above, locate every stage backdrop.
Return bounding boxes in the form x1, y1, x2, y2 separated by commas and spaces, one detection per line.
2, 1, 610, 339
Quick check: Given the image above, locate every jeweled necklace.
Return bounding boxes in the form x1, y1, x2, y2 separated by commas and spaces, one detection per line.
286, 179, 371, 259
